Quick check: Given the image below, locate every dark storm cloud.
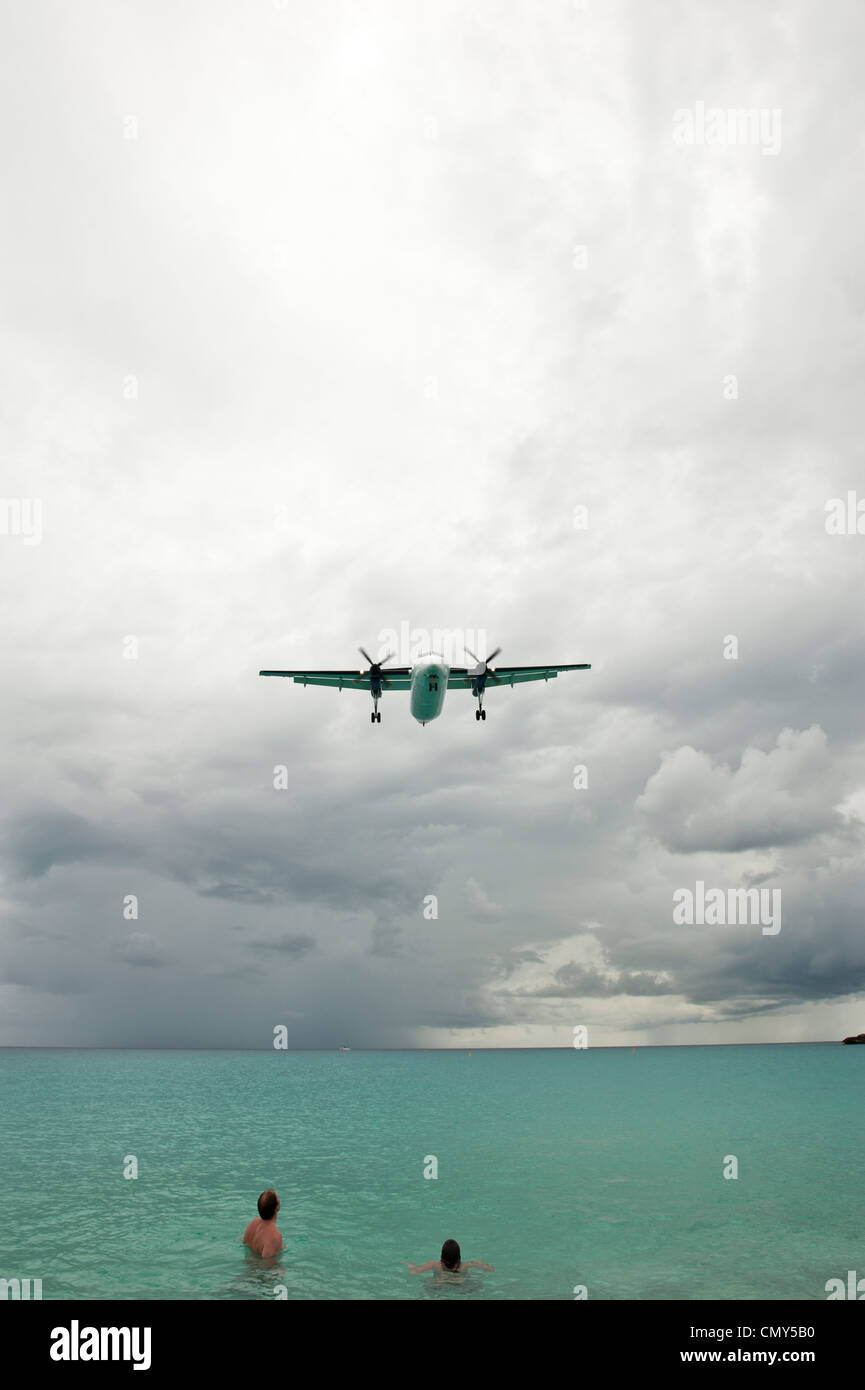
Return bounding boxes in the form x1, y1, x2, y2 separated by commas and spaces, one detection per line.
489, 949, 546, 980
582, 862, 865, 1021
198, 882, 277, 905
517, 962, 674, 999
367, 924, 406, 958
114, 933, 169, 968
244, 932, 316, 957
192, 858, 406, 912
3, 808, 128, 879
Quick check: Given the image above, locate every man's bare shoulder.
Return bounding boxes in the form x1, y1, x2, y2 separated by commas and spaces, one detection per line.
259, 1228, 284, 1257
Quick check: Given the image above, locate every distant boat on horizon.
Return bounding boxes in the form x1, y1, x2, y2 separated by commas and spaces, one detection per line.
338, 1043, 351, 1052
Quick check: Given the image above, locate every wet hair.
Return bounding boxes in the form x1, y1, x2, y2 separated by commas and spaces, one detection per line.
441, 1239, 461, 1270
258, 1189, 279, 1220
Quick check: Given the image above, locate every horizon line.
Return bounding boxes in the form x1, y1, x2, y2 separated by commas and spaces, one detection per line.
0, 1040, 848, 1051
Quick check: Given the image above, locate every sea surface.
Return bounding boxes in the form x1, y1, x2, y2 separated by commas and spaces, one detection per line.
1, 1045, 862, 1300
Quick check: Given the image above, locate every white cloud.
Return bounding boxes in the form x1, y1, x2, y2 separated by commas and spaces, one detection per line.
635, 726, 853, 852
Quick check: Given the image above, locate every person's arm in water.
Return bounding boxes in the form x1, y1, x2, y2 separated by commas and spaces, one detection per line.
405, 1260, 441, 1274
466, 1260, 494, 1271
242, 1219, 259, 1248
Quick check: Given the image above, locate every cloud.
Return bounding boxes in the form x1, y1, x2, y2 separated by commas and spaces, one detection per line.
114, 933, 168, 968
635, 727, 852, 853
464, 877, 502, 917
3, 809, 127, 879
517, 961, 674, 998
367, 924, 406, 958
244, 933, 316, 957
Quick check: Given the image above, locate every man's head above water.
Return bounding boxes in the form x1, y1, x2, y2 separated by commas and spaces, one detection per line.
257, 1189, 280, 1221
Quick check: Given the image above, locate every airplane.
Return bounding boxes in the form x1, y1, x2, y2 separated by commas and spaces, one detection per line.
259, 644, 590, 726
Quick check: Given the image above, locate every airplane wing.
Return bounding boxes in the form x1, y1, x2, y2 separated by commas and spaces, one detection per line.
259, 669, 413, 690
447, 663, 590, 689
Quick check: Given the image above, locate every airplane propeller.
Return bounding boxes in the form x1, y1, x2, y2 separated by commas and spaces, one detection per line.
465, 645, 502, 683
358, 646, 395, 681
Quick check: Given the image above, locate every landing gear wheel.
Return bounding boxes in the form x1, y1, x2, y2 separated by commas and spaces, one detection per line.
371, 712, 375, 723
481, 709, 486, 720
475, 709, 481, 721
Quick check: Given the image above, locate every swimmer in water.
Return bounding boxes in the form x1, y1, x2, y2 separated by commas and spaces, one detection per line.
242, 1189, 284, 1257
406, 1238, 494, 1276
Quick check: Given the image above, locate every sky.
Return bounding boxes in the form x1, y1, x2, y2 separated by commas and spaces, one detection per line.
1, 0, 863, 1048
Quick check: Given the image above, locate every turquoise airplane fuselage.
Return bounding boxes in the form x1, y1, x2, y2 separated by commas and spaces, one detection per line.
408, 654, 449, 725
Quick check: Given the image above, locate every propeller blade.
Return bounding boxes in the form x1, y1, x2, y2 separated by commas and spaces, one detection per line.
359, 645, 394, 674
487, 646, 502, 663
464, 646, 480, 665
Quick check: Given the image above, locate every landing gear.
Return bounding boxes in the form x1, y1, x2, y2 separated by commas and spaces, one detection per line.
371, 710, 381, 724
472, 676, 488, 722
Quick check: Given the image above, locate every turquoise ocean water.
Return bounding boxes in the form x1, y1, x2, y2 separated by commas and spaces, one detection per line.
1, 1045, 862, 1300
